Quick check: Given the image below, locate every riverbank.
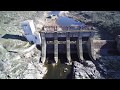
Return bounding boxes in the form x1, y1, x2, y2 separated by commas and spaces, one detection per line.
0, 11, 48, 79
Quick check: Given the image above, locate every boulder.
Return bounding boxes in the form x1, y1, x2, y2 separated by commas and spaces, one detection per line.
73, 61, 102, 79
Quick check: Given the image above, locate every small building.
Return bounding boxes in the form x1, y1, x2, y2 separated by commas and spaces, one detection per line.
21, 20, 41, 45
21, 20, 35, 35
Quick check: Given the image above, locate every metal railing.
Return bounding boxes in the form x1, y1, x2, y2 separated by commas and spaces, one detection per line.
42, 25, 96, 31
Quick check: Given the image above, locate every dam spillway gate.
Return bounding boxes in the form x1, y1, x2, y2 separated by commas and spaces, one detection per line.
39, 29, 119, 64
21, 20, 120, 67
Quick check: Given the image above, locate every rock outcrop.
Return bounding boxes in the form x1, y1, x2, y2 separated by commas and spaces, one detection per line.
0, 11, 48, 79
69, 11, 120, 38
73, 61, 104, 79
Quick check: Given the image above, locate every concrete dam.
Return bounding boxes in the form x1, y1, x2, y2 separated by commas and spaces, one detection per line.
21, 19, 120, 79
39, 29, 118, 65
21, 19, 119, 65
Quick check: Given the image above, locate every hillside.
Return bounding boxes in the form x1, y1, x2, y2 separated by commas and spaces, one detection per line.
69, 11, 120, 38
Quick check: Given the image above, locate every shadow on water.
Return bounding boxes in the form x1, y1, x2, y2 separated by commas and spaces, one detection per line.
59, 54, 67, 64
43, 53, 79, 79
97, 27, 114, 40
1, 34, 27, 41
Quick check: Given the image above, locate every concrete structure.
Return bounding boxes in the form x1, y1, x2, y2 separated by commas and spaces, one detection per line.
87, 32, 96, 60
54, 32, 58, 63
21, 20, 41, 45
21, 20, 35, 35
21, 20, 120, 64
39, 30, 96, 64
40, 32, 46, 63
76, 32, 84, 61
39, 30, 119, 64
66, 32, 72, 64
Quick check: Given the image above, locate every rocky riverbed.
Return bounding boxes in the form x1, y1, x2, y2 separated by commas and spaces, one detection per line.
73, 61, 104, 79
73, 56, 120, 79
0, 11, 48, 79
